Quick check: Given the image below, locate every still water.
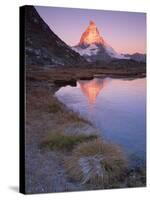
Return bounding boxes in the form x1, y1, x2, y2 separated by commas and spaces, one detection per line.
55, 78, 146, 165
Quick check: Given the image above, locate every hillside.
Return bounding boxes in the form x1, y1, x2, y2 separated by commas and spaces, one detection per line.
23, 6, 86, 66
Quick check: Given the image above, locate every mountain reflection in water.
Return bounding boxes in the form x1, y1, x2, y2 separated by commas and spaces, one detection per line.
78, 78, 112, 105
55, 77, 146, 165
78, 79, 104, 105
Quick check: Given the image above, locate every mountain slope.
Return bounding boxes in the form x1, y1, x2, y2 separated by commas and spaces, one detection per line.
72, 21, 129, 62
124, 53, 146, 63
24, 6, 86, 66
78, 21, 105, 46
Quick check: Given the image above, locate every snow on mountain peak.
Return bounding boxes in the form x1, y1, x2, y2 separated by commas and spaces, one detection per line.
72, 20, 130, 62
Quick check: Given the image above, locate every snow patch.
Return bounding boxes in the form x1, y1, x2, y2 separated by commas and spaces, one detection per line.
72, 43, 130, 60
72, 44, 99, 56
104, 43, 130, 59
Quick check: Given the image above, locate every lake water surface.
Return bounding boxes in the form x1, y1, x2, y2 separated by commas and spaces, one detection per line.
55, 77, 146, 166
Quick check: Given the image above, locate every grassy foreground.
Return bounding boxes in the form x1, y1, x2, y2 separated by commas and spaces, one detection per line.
65, 139, 127, 187
38, 90, 129, 188
25, 66, 146, 193
41, 132, 98, 151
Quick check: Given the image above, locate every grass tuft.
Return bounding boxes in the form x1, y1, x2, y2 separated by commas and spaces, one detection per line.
41, 132, 98, 151
65, 139, 127, 187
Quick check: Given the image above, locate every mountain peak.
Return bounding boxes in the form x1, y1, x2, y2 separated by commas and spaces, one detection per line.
79, 20, 105, 45
73, 20, 130, 62
89, 20, 96, 26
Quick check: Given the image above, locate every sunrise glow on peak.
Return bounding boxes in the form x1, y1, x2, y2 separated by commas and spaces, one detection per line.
79, 20, 105, 45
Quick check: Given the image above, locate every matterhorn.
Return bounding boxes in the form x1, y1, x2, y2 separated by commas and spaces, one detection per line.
72, 20, 128, 62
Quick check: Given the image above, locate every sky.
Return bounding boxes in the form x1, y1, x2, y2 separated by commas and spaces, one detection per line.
35, 6, 146, 54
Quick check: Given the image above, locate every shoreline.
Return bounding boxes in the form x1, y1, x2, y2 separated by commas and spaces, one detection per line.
25, 66, 146, 193
26, 65, 146, 84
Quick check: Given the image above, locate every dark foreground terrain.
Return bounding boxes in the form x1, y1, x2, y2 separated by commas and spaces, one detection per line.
27, 60, 146, 84
25, 65, 146, 193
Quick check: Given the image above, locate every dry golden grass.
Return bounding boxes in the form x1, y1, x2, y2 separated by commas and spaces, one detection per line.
26, 66, 146, 191
26, 84, 89, 123
65, 139, 127, 187
41, 131, 98, 151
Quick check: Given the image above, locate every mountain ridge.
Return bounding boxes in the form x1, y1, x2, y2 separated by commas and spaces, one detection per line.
24, 6, 87, 66
72, 21, 145, 63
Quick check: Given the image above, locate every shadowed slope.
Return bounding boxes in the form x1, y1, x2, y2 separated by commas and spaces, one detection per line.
24, 6, 87, 66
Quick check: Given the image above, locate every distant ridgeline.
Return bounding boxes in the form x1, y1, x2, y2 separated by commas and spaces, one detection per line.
72, 21, 146, 63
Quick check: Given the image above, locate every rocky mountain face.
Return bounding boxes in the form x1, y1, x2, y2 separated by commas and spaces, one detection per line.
124, 53, 146, 63
79, 21, 105, 46
24, 6, 86, 66
72, 21, 146, 63
72, 21, 128, 62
